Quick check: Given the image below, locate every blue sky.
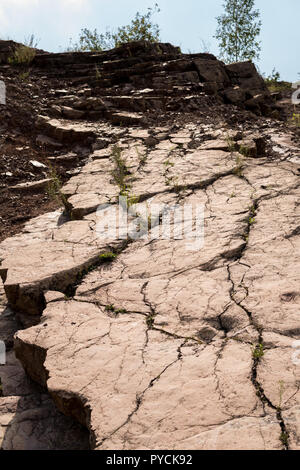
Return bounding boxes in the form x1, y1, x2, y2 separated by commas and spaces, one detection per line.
0, 0, 299, 81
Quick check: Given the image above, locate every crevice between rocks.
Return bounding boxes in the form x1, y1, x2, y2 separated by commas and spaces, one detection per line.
225, 199, 291, 450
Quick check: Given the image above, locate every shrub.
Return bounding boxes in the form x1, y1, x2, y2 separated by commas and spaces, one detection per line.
67, 4, 161, 52
8, 34, 39, 66
264, 68, 292, 92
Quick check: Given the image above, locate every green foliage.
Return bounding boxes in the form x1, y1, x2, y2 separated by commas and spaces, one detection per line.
226, 136, 236, 152
291, 113, 300, 127
215, 0, 261, 63
99, 252, 117, 262
239, 144, 250, 157
112, 3, 160, 47
266, 68, 280, 83
233, 154, 244, 177
67, 28, 114, 52
8, 34, 39, 65
47, 166, 68, 207
264, 68, 291, 92
18, 71, 30, 81
105, 304, 127, 314
110, 145, 129, 193
146, 314, 155, 328
252, 343, 264, 359
279, 432, 289, 447
68, 4, 160, 52
163, 159, 174, 167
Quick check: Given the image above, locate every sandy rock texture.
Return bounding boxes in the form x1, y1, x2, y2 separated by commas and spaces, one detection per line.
0, 119, 298, 450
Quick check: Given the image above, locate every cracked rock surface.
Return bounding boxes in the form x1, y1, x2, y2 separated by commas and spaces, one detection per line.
0, 41, 300, 450
0, 281, 89, 450
0, 117, 298, 450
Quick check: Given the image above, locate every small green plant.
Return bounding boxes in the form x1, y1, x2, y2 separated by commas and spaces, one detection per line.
252, 343, 264, 359
146, 314, 155, 328
105, 304, 127, 314
226, 137, 236, 153
233, 154, 244, 177
163, 159, 174, 168
249, 217, 256, 225
165, 175, 180, 190
239, 144, 250, 157
105, 304, 115, 312
265, 68, 280, 84
230, 192, 236, 198
264, 69, 291, 93
18, 71, 30, 81
111, 145, 129, 193
119, 188, 140, 209
291, 113, 300, 127
249, 204, 256, 217
47, 166, 68, 207
99, 252, 117, 262
135, 146, 148, 166
8, 34, 38, 66
280, 431, 289, 447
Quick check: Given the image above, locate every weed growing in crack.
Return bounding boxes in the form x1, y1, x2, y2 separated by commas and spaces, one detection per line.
146, 314, 155, 329
47, 166, 69, 208
120, 189, 140, 208
105, 304, 127, 314
111, 145, 129, 194
163, 159, 175, 169
239, 144, 250, 157
165, 175, 182, 193
280, 432, 289, 447
226, 136, 236, 153
99, 252, 117, 262
135, 146, 148, 166
248, 217, 256, 225
252, 343, 264, 359
233, 154, 244, 177
18, 71, 30, 81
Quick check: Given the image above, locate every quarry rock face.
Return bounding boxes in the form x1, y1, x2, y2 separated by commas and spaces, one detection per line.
1, 40, 276, 119
0, 41, 299, 450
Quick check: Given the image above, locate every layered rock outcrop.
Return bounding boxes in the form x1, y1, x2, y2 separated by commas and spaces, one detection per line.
2, 40, 277, 119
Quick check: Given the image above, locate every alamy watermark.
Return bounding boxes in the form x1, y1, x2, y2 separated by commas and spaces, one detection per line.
0, 80, 6, 105
96, 196, 204, 251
